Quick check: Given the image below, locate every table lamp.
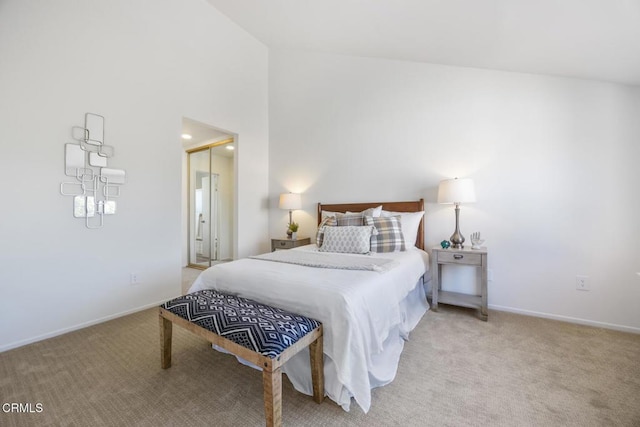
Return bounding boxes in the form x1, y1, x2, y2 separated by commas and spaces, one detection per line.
279, 193, 302, 235
437, 178, 476, 249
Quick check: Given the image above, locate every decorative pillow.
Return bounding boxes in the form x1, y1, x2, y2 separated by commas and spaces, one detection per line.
322, 205, 382, 220
365, 215, 406, 253
336, 212, 364, 226
321, 210, 340, 220
346, 205, 383, 218
315, 216, 338, 246
380, 210, 424, 247
318, 225, 377, 254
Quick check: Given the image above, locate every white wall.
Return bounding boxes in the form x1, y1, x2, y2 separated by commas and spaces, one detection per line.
0, 0, 269, 351
268, 50, 640, 332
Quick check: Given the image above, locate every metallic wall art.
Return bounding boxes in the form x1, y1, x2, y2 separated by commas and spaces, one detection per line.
60, 113, 126, 229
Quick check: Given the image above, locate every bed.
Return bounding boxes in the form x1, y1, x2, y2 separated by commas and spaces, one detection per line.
188, 200, 430, 413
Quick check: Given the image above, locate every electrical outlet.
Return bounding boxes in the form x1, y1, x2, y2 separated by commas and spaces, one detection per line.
130, 273, 141, 285
488, 269, 494, 281
576, 275, 589, 291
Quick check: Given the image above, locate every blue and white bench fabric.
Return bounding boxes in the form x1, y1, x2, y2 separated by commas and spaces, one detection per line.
161, 289, 321, 359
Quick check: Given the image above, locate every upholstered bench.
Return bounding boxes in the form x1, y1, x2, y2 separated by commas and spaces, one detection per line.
159, 289, 324, 427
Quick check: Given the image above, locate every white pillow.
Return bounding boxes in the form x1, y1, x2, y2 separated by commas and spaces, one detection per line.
346, 205, 383, 218
322, 205, 382, 220
380, 210, 424, 247
318, 225, 377, 254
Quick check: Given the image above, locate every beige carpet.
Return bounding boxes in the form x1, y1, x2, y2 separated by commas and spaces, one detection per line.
1, 272, 639, 426
182, 267, 202, 294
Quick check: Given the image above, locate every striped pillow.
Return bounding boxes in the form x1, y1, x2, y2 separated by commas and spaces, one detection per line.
364, 215, 406, 253
336, 212, 364, 226
316, 216, 338, 246
380, 210, 424, 247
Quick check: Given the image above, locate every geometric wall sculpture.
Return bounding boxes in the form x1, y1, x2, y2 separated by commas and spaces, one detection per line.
60, 113, 126, 229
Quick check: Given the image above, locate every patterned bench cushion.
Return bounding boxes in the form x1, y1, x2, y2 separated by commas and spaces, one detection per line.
161, 290, 321, 359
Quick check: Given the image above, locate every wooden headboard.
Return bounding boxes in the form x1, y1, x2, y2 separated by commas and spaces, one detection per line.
317, 199, 425, 250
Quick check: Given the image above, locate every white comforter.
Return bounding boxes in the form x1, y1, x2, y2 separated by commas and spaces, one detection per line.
189, 245, 429, 412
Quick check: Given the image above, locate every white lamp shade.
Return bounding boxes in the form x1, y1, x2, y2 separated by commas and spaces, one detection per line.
279, 193, 302, 210
437, 178, 476, 204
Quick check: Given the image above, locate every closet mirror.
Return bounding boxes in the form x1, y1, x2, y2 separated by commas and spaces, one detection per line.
184, 119, 235, 270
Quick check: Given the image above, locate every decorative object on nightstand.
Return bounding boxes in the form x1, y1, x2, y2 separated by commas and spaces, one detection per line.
437, 177, 476, 249
440, 240, 450, 249
288, 222, 299, 240
430, 246, 488, 321
470, 232, 485, 250
271, 237, 311, 251
279, 193, 302, 237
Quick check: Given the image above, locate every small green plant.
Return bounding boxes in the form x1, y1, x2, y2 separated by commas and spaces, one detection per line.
288, 222, 299, 232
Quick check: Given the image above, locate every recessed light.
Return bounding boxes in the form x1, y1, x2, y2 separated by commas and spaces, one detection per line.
181, 133, 192, 140
226, 145, 234, 150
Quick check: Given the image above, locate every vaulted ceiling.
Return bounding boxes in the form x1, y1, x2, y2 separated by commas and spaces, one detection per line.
207, 0, 640, 86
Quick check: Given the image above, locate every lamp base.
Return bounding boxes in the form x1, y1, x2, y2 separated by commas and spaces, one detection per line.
450, 204, 465, 249
450, 232, 465, 249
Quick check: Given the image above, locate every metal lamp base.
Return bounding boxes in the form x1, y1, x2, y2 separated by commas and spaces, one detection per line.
450, 204, 465, 249
450, 233, 465, 249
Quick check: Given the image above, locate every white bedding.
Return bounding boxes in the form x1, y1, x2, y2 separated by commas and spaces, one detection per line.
188, 244, 430, 412
250, 249, 396, 271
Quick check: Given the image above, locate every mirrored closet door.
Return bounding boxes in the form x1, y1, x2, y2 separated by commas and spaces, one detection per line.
187, 139, 234, 269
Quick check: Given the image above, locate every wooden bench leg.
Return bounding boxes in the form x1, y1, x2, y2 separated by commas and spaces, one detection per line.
263, 367, 282, 427
309, 334, 324, 404
159, 312, 172, 369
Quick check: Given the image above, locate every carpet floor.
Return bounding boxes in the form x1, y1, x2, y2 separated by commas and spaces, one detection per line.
1, 280, 639, 426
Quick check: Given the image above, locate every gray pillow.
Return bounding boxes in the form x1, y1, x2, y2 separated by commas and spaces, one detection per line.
316, 216, 338, 246
318, 225, 377, 254
365, 215, 406, 253
336, 212, 364, 226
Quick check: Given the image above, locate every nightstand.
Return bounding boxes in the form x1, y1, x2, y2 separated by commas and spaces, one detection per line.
271, 237, 311, 252
430, 246, 488, 321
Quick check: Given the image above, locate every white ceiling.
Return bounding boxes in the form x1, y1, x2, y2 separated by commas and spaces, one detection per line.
207, 0, 640, 86
182, 118, 230, 146
182, 118, 234, 157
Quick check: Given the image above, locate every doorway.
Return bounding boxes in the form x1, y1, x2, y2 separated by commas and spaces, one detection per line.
183, 119, 235, 270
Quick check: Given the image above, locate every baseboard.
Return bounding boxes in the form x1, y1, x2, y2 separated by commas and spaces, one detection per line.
489, 304, 640, 334
0, 296, 181, 353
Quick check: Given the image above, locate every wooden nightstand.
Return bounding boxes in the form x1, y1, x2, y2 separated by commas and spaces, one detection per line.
271, 237, 311, 252
430, 246, 488, 321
